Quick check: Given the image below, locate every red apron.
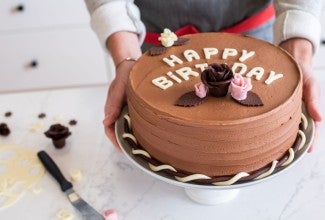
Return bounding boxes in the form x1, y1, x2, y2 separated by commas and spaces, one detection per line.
144, 3, 275, 45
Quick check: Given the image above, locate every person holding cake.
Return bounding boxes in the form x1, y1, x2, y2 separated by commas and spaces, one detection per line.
84, 0, 322, 152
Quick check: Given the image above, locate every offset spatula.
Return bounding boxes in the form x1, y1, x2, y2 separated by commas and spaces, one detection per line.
37, 150, 104, 220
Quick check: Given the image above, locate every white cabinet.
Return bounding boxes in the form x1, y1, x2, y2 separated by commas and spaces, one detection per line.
0, 0, 90, 31
0, 0, 108, 93
314, 6, 325, 70
321, 6, 325, 41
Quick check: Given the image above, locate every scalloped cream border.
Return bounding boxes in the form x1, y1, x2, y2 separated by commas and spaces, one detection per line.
122, 113, 308, 186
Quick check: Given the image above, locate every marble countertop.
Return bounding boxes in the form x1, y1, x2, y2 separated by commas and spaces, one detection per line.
1, 47, 325, 219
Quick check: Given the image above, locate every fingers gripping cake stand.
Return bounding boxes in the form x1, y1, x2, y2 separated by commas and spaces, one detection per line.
115, 106, 314, 205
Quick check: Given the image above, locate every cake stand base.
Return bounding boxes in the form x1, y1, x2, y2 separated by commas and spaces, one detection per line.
184, 188, 239, 205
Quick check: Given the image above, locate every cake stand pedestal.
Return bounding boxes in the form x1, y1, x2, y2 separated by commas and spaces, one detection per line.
184, 187, 239, 205
115, 106, 314, 205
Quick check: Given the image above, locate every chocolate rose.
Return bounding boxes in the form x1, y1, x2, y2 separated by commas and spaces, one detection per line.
201, 63, 234, 97
44, 124, 71, 149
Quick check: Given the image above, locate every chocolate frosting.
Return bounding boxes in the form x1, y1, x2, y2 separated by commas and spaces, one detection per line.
122, 117, 305, 184
127, 33, 302, 176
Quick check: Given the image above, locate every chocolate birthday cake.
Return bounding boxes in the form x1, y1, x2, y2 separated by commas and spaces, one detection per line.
124, 32, 304, 185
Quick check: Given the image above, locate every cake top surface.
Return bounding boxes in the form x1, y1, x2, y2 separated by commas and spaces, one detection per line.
128, 32, 301, 124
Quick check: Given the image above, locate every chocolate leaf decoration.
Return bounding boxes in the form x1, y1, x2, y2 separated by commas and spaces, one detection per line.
148, 46, 167, 56
173, 37, 190, 46
175, 91, 206, 107
234, 91, 264, 107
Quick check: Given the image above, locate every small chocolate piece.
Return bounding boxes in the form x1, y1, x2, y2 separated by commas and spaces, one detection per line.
69, 119, 77, 126
4, 111, 12, 117
121, 116, 304, 185
16, 4, 24, 12
30, 60, 38, 68
38, 113, 46, 119
175, 91, 206, 107
148, 46, 167, 56
44, 124, 71, 149
173, 37, 190, 46
0, 123, 10, 136
234, 91, 264, 107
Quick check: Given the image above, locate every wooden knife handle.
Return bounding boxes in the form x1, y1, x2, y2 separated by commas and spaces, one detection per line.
37, 150, 73, 192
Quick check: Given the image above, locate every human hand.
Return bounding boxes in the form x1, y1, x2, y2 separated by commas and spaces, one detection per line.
280, 38, 322, 152
103, 61, 135, 151
103, 31, 142, 151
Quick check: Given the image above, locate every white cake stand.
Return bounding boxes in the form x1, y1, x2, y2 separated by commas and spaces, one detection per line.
115, 106, 314, 205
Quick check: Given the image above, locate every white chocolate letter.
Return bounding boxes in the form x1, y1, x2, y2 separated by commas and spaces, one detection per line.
231, 62, 247, 75
167, 71, 182, 83
239, 50, 255, 62
152, 76, 173, 90
246, 67, 264, 80
176, 67, 199, 80
195, 63, 208, 72
265, 71, 284, 85
163, 55, 183, 67
203, 48, 218, 59
222, 48, 238, 59
184, 49, 200, 62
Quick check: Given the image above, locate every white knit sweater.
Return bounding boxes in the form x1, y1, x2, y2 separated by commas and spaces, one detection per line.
85, 0, 322, 52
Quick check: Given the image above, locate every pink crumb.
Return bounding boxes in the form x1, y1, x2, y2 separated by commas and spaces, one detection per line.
103, 209, 118, 220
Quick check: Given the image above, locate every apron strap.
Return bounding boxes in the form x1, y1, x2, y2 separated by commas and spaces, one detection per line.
144, 3, 275, 45
222, 3, 275, 33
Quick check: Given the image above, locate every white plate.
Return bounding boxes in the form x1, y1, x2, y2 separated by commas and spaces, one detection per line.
115, 105, 314, 191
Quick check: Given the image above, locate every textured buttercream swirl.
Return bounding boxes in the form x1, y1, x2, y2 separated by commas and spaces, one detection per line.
121, 113, 308, 186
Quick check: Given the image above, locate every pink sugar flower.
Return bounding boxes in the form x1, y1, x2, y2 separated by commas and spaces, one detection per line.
194, 82, 208, 98
229, 74, 252, 100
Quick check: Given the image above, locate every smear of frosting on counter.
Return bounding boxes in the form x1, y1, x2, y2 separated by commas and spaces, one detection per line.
0, 145, 45, 209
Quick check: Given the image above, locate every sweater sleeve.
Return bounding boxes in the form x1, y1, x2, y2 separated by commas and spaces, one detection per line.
84, 0, 146, 51
273, 0, 322, 52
